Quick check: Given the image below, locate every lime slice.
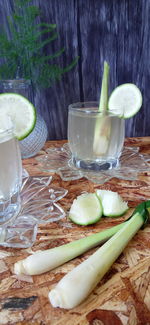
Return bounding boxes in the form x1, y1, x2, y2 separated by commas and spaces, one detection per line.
108, 83, 142, 119
0, 93, 36, 140
69, 193, 102, 225
96, 189, 128, 217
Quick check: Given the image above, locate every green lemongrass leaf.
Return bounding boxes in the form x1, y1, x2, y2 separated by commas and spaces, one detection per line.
132, 200, 150, 227
93, 61, 111, 155
99, 61, 110, 112
146, 200, 150, 211
14, 222, 124, 275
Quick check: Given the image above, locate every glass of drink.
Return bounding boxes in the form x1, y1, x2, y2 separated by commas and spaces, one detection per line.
0, 123, 22, 225
68, 102, 125, 170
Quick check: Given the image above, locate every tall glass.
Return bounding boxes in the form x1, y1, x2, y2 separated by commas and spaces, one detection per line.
0, 79, 48, 159
0, 127, 22, 225
68, 102, 125, 170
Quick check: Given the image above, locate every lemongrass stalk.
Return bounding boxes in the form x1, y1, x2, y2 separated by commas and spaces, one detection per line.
49, 201, 150, 309
99, 61, 110, 112
93, 61, 111, 155
14, 222, 124, 276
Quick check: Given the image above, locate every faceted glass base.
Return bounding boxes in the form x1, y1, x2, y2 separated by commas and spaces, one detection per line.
36, 143, 150, 184
72, 157, 119, 171
0, 195, 21, 225
0, 173, 68, 248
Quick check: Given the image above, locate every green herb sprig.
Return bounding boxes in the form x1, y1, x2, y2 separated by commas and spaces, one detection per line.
0, 0, 78, 87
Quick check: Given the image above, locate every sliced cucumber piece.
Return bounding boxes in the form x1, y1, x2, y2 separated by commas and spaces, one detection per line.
69, 193, 102, 225
96, 189, 128, 217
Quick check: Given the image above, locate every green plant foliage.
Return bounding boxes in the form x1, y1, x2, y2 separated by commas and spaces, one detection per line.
0, 0, 78, 87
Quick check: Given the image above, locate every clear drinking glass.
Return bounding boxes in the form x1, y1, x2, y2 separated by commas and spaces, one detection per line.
0, 79, 48, 159
68, 102, 125, 170
0, 126, 22, 225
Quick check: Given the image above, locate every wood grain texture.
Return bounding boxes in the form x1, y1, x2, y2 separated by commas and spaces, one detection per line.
0, 138, 150, 324
0, 0, 150, 139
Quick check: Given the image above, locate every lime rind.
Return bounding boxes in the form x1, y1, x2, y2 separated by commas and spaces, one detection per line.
69, 193, 103, 226
0, 93, 36, 140
108, 83, 142, 119
96, 189, 128, 217
18, 106, 36, 141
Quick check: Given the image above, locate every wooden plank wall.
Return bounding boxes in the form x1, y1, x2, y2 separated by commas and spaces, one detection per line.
0, 0, 150, 140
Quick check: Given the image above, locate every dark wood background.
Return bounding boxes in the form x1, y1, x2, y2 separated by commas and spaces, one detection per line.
0, 0, 150, 140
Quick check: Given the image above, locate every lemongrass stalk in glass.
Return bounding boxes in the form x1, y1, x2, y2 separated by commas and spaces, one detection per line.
49, 201, 150, 309
93, 61, 111, 155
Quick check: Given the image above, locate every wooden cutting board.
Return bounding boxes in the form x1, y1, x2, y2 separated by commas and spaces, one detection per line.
0, 138, 150, 325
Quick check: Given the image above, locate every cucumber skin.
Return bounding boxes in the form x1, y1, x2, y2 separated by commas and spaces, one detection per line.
69, 192, 128, 226
104, 208, 129, 218
69, 213, 102, 226
69, 193, 103, 226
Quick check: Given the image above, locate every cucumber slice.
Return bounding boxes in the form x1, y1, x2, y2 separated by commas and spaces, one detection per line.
69, 193, 102, 225
96, 189, 128, 217
108, 83, 142, 119
0, 93, 36, 140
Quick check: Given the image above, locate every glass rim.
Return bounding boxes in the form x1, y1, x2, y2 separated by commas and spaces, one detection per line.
68, 101, 98, 109
0, 79, 31, 84
0, 79, 31, 89
68, 102, 123, 117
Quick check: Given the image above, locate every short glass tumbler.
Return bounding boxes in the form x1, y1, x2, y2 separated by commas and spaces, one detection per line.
68, 102, 125, 170
0, 127, 22, 225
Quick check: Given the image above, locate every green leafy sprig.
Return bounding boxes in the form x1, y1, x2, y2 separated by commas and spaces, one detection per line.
0, 0, 78, 87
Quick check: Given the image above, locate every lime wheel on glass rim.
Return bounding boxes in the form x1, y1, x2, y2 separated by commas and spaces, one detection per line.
108, 83, 143, 118
0, 93, 36, 140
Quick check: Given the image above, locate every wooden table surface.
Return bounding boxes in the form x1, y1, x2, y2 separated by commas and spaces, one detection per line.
0, 138, 150, 325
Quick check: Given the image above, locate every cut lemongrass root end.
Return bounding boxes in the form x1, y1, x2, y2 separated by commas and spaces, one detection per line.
14, 260, 27, 275
49, 201, 150, 309
14, 222, 124, 276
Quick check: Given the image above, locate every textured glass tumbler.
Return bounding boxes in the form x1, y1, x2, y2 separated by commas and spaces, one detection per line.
0, 127, 22, 225
68, 102, 125, 171
0, 79, 48, 158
